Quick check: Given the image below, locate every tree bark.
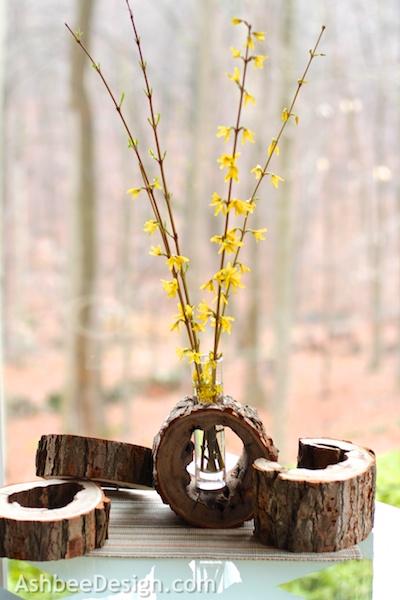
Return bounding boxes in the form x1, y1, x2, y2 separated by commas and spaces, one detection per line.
253, 438, 376, 553
153, 396, 278, 528
0, 479, 110, 561
36, 434, 154, 489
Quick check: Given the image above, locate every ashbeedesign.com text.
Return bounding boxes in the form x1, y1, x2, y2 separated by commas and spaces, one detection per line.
14, 573, 218, 596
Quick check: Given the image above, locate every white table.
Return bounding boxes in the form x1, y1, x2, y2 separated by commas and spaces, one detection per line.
2, 501, 399, 599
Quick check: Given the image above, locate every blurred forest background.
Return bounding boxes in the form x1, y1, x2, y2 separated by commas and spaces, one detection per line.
1, 0, 399, 484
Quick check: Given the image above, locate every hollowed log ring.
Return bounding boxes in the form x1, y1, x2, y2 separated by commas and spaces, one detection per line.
0, 478, 110, 561
253, 437, 376, 553
36, 433, 154, 489
153, 395, 279, 528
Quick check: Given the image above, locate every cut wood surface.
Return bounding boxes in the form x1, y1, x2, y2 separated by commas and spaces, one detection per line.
153, 395, 279, 528
253, 437, 376, 553
0, 478, 110, 561
36, 433, 154, 489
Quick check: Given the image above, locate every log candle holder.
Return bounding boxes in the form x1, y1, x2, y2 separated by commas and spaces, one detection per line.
0, 478, 110, 561
253, 437, 376, 553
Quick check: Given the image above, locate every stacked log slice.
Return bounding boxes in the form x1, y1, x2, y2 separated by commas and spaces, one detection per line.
36, 433, 154, 489
0, 479, 110, 560
153, 396, 279, 528
253, 437, 376, 552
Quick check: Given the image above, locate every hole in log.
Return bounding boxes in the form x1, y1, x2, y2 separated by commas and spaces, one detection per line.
187, 426, 244, 477
298, 441, 348, 470
8, 482, 84, 510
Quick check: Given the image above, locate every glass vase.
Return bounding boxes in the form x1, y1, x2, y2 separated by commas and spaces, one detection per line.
192, 355, 226, 491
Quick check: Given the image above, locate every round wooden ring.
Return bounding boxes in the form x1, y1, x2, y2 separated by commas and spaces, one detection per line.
36, 433, 154, 489
253, 437, 376, 552
153, 395, 278, 528
0, 478, 110, 560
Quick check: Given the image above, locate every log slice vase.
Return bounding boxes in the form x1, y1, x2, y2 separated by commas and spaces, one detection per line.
153, 395, 278, 528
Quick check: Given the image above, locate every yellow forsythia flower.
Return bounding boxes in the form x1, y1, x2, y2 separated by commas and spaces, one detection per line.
251, 164, 264, 180
244, 91, 256, 107
127, 187, 142, 199
228, 198, 254, 216
227, 67, 241, 83
268, 139, 280, 156
161, 278, 178, 298
230, 46, 241, 58
219, 315, 235, 334
241, 129, 255, 145
149, 244, 163, 256
166, 254, 189, 271
143, 220, 159, 235
251, 228, 267, 242
252, 31, 266, 42
270, 173, 284, 188
210, 192, 228, 217
253, 55, 268, 69
231, 17, 242, 25
216, 125, 232, 142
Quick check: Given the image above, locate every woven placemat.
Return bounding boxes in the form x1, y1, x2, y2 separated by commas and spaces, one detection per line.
90, 489, 362, 562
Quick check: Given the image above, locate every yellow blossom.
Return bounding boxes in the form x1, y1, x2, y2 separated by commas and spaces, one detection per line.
197, 299, 213, 324
219, 315, 235, 334
238, 262, 251, 275
216, 125, 232, 142
127, 187, 142, 199
143, 219, 159, 235
149, 244, 163, 256
228, 198, 254, 216
251, 164, 264, 180
187, 350, 201, 364
161, 278, 178, 298
231, 17, 242, 25
217, 152, 240, 168
210, 192, 228, 217
192, 322, 205, 333
184, 304, 194, 319
253, 55, 268, 69
214, 262, 245, 294
227, 67, 241, 84
244, 91, 256, 107
225, 164, 239, 183
270, 173, 284, 188
211, 229, 243, 255
252, 31, 266, 42
217, 153, 240, 183
176, 347, 188, 360
246, 35, 255, 50
268, 139, 280, 156
251, 228, 267, 242
241, 128, 255, 145
230, 46, 241, 58
200, 279, 217, 293
151, 177, 162, 190
166, 254, 189, 271
281, 107, 289, 121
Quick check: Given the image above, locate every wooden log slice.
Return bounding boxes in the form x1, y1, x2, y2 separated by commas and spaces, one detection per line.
153, 395, 278, 528
36, 434, 154, 489
0, 478, 110, 561
253, 437, 376, 553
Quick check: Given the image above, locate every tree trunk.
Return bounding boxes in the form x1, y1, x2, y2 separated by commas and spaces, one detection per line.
271, 1, 296, 459
66, 0, 102, 435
